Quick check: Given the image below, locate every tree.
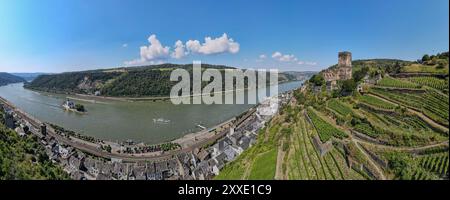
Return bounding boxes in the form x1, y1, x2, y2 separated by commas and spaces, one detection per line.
293, 90, 306, 104
353, 66, 369, 82
341, 79, 356, 95
309, 74, 325, 86
422, 54, 430, 62
75, 104, 85, 112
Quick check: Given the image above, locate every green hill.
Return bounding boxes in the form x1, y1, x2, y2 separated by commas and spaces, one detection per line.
0, 109, 69, 180
0, 72, 26, 86
25, 63, 305, 97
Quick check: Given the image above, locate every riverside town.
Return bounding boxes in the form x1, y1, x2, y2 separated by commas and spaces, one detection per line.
0, 0, 448, 199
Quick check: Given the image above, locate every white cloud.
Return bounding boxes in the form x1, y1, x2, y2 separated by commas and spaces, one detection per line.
279, 54, 297, 62
272, 51, 297, 62
259, 54, 267, 59
270, 51, 317, 66
125, 34, 170, 65
297, 61, 317, 66
140, 34, 170, 61
171, 40, 187, 59
186, 33, 240, 55
125, 33, 240, 65
272, 51, 282, 58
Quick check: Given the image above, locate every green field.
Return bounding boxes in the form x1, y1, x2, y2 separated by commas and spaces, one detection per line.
377, 77, 421, 89
358, 95, 397, 110
401, 63, 449, 74
409, 77, 448, 91
307, 107, 347, 142
327, 99, 353, 117
248, 149, 277, 180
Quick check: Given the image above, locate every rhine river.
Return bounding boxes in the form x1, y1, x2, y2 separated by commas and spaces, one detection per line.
0, 81, 303, 144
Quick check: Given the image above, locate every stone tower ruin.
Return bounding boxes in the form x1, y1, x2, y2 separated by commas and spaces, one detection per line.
337, 51, 352, 80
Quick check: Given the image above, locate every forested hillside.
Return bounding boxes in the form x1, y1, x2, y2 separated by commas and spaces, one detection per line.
0, 109, 69, 180
25, 63, 307, 97
0, 72, 26, 86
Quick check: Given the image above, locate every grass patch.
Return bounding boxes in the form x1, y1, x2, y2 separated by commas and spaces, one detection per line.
248, 149, 278, 180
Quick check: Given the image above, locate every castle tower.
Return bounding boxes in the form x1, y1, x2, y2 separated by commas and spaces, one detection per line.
338, 51, 352, 80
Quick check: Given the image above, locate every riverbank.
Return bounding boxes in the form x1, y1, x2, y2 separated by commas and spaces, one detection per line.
28, 79, 303, 102
0, 95, 241, 160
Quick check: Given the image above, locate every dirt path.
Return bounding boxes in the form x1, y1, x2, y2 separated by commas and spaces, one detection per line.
274, 139, 286, 180
354, 138, 449, 152
352, 139, 387, 180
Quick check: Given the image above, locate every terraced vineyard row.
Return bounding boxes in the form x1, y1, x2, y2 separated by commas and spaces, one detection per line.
419, 153, 449, 176
409, 77, 448, 91
306, 108, 347, 142
358, 95, 397, 110
422, 91, 449, 126
286, 114, 365, 180
411, 168, 439, 180
354, 122, 379, 138
327, 99, 353, 116
377, 77, 421, 89
370, 87, 449, 127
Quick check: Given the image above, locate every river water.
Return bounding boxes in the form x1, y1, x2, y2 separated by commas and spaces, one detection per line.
0, 81, 303, 144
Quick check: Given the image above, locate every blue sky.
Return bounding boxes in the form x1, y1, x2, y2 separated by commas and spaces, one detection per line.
0, 0, 448, 73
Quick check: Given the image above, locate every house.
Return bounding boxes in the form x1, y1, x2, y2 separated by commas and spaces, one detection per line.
52, 144, 70, 159
133, 164, 147, 180
98, 161, 112, 176
68, 156, 82, 171
238, 136, 251, 151
192, 161, 210, 180
214, 137, 232, 154
177, 152, 191, 164
230, 132, 243, 145
364, 73, 382, 85
145, 162, 160, 180
155, 161, 169, 174
112, 162, 127, 180
182, 174, 194, 180
214, 152, 227, 170
196, 149, 210, 161
223, 145, 239, 161
326, 80, 337, 91
357, 83, 364, 93
208, 159, 220, 175
70, 171, 85, 180
167, 159, 178, 173
82, 158, 99, 176
15, 126, 26, 137
96, 173, 110, 180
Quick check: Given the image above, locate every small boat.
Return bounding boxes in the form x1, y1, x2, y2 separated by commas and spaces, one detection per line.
153, 118, 170, 124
